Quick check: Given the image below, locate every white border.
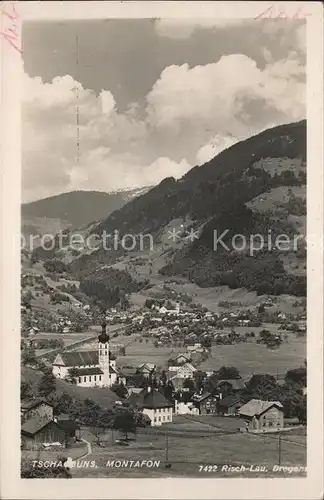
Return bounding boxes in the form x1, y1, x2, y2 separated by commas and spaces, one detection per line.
0, 2, 323, 499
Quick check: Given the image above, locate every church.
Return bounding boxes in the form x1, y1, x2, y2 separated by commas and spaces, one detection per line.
52, 323, 124, 388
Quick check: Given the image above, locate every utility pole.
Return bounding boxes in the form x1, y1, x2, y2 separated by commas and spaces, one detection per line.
278, 432, 282, 465
165, 432, 171, 468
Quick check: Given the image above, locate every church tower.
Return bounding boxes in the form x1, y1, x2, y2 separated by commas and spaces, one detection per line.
98, 321, 110, 387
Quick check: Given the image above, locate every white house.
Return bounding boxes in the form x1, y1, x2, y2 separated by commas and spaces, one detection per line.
168, 362, 196, 379
52, 324, 123, 388
174, 401, 199, 416
127, 387, 173, 427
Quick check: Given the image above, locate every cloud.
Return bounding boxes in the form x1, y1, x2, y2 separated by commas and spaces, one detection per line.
22, 73, 192, 201
196, 135, 239, 165
23, 24, 305, 203
146, 53, 305, 137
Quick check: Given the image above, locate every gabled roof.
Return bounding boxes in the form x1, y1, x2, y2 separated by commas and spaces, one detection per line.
239, 399, 283, 417
21, 415, 54, 436
76, 367, 104, 376
218, 379, 246, 390
218, 394, 243, 408
21, 398, 54, 411
194, 392, 213, 403
128, 387, 172, 409
53, 351, 98, 367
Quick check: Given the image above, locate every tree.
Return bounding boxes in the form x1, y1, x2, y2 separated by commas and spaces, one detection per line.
285, 367, 306, 387
67, 368, 80, 384
21, 344, 37, 366
245, 374, 278, 401
21, 380, 31, 399
193, 371, 207, 393
111, 382, 128, 399
37, 372, 56, 397
217, 366, 240, 380
113, 407, 137, 440
295, 395, 307, 424
160, 370, 167, 387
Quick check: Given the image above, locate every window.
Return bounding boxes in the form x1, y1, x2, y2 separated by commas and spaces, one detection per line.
159, 417, 161, 422
78, 377, 81, 383
84, 377, 86, 382
94, 376, 96, 381
154, 417, 157, 423
89, 376, 92, 382
99, 375, 101, 381
163, 416, 165, 421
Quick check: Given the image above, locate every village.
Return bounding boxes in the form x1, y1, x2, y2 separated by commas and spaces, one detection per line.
21, 292, 307, 478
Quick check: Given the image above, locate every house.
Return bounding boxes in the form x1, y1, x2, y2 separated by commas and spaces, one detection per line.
52, 323, 122, 388
174, 401, 199, 416
168, 361, 196, 378
239, 399, 284, 432
136, 363, 156, 378
217, 394, 244, 416
127, 387, 173, 426
169, 353, 191, 367
21, 399, 54, 423
21, 415, 66, 450
194, 392, 219, 415
218, 379, 246, 397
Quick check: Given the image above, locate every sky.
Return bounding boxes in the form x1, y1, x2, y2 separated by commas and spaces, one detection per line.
22, 18, 306, 202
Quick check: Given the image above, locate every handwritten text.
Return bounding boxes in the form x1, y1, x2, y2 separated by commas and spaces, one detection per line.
0, 2, 22, 55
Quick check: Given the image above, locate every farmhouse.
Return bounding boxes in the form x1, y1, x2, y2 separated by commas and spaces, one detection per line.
21, 399, 54, 423
21, 415, 66, 450
194, 392, 219, 415
127, 387, 173, 426
52, 323, 123, 388
218, 379, 246, 397
136, 363, 156, 378
168, 361, 196, 379
239, 399, 284, 432
217, 394, 244, 416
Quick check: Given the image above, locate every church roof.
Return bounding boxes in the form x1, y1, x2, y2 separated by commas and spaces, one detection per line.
54, 351, 99, 367
77, 367, 104, 376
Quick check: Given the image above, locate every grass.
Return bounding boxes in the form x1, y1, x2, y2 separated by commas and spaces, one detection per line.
109, 329, 305, 380
22, 367, 121, 407
65, 418, 306, 478
199, 335, 306, 379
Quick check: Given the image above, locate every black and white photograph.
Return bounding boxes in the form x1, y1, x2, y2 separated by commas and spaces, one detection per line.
0, 1, 323, 499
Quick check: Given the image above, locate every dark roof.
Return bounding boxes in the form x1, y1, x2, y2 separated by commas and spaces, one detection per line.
21, 415, 54, 435
128, 387, 172, 409
54, 351, 98, 367
218, 394, 243, 408
119, 367, 136, 376
194, 392, 213, 403
76, 367, 104, 376
218, 379, 246, 390
21, 399, 54, 411
98, 332, 110, 343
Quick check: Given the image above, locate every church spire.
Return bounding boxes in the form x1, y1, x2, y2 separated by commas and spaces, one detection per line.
98, 320, 110, 344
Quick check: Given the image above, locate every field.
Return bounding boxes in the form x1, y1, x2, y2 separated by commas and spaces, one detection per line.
199, 335, 306, 380
107, 329, 306, 380
63, 416, 306, 478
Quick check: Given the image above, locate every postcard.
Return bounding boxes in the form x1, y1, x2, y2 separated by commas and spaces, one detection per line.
0, 1, 323, 499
